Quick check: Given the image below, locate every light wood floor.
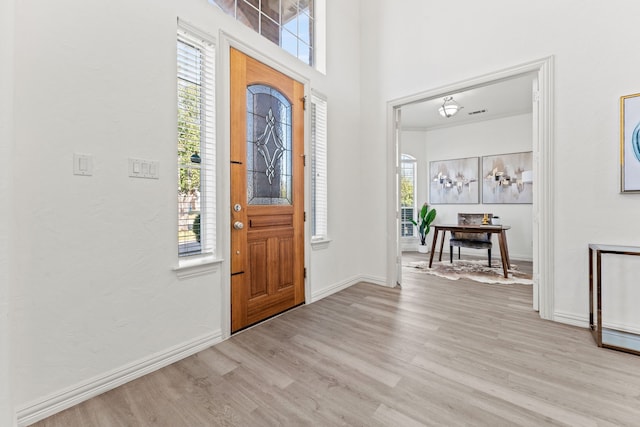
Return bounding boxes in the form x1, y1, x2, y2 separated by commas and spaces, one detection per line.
33, 256, 640, 426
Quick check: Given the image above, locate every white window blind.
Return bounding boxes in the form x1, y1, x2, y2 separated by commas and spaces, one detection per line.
177, 28, 216, 258
311, 93, 327, 240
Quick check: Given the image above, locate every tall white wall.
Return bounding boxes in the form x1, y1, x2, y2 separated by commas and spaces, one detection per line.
11, 0, 363, 420
360, 0, 640, 328
1, 0, 16, 424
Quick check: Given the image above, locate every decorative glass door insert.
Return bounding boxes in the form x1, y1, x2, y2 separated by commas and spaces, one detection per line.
247, 84, 293, 205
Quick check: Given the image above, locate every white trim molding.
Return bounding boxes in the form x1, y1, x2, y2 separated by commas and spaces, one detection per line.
16, 332, 223, 427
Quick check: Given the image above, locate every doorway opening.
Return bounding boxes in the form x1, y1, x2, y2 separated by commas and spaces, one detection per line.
387, 57, 554, 320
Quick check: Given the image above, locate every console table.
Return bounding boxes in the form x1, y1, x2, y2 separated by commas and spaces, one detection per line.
428, 224, 512, 278
589, 243, 640, 355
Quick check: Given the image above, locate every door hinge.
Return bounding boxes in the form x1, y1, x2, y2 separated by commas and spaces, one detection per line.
302, 95, 307, 110
304, 267, 307, 279
304, 211, 307, 222
533, 90, 540, 102
302, 154, 306, 166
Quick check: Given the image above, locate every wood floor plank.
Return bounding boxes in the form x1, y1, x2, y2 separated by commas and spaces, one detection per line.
32, 255, 640, 426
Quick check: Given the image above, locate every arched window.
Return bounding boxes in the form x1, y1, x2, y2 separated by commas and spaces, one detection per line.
400, 154, 417, 238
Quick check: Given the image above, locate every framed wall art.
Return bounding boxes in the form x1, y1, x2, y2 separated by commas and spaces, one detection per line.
429, 157, 479, 204
482, 151, 533, 204
621, 92, 640, 192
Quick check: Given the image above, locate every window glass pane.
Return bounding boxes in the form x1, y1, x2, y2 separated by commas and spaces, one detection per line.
209, 0, 315, 66
400, 155, 416, 238
261, 14, 280, 45
298, 40, 310, 63
280, 29, 297, 59
177, 29, 216, 259
281, 0, 298, 18
300, 0, 312, 11
178, 41, 203, 256
178, 166, 202, 255
246, 84, 293, 205
297, 12, 311, 45
262, 0, 280, 22
237, 1, 260, 32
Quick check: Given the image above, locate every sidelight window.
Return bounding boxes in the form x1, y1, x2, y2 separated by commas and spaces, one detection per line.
177, 28, 216, 258
311, 93, 328, 240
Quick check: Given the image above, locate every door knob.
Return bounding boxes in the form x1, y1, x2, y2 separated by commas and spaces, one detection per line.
233, 221, 244, 230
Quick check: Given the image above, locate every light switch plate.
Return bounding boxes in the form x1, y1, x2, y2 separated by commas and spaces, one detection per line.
73, 153, 93, 176
129, 158, 159, 179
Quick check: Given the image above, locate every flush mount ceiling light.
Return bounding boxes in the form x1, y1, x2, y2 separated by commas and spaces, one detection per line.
438, 96, 463, 118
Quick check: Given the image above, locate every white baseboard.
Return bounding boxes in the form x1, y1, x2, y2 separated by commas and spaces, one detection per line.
17, 331, 222, 427
553, 310, 640, 335
358, 274, 388, 287
602, 328, 640, 352
310, 274, 389, 303
310, 275, 361, 302
601, 321, 640, 336
553, 310, 589, 328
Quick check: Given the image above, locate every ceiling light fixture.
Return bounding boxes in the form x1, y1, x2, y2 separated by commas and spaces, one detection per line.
438, 96, 463, 118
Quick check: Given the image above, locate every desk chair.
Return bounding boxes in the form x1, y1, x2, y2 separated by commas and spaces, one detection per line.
450, 213, 493, 267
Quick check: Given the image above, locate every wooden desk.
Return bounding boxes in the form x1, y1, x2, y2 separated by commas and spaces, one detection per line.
589, 243, 640, 355
429, 224, 512, 278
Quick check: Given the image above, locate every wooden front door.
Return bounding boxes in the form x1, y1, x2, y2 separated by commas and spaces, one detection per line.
230, 48, 305, 333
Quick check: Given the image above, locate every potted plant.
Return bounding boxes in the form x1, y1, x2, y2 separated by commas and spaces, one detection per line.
410, 203, 437, 253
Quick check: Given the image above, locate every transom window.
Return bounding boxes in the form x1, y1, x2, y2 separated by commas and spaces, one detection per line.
209, 0, 314, 66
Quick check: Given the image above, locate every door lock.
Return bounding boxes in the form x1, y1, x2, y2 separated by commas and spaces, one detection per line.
233, 204, 242, 212
233, 221, 244, 230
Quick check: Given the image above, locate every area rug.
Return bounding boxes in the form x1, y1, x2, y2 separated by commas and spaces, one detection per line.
404, 259, 533, 285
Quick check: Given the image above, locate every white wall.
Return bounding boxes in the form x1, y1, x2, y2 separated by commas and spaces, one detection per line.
309, 2, 371, 298
423, 114, 533, 261
360, 0, 640, 328
11, 0, 364, 421
1, 0, 16, 424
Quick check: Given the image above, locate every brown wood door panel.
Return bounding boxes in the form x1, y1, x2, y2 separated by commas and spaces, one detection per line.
247, 240, 268, 298
247, 233, 294, 294
230, 48, 304, 332
278, 237, 294, 289
246, 287, 295, 324
249, 215, 293, 228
